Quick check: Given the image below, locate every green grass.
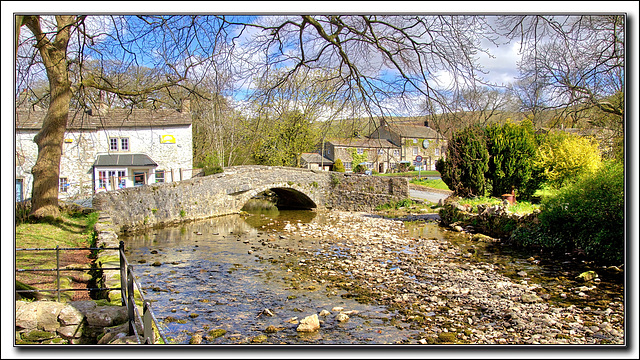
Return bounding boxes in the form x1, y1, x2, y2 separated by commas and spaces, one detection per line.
376, 170, 441, 177
457, 196, 540, 215
15, 209, 98, 290
410, 178, 450, 191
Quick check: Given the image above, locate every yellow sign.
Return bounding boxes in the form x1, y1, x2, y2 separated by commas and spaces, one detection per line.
160, 135, 175, 144
64, 138, 73, 143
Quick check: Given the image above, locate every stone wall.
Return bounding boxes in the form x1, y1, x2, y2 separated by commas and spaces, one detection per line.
93, 166, 409, 234
439, 201, 540, 239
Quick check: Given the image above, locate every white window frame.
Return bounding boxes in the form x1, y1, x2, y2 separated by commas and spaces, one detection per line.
155, 169, 165, 183
413, 147, 418, 156
357, 148, 364, 155
109, 137, 119, 151
59, 177, 69, 193
120, 137, 129, 151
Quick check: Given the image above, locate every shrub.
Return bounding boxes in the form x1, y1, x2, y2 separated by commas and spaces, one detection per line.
512, 160, 624, 264
534, 131, 602, 189
484, 120, 541, 200
437, 125, 489, 197
197, 154, 224, 176
353, 163, 367, 174
333, 158, 346, 172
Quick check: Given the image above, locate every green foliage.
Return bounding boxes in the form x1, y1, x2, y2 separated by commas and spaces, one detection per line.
534, 131, 602, 189
333, 158, 346, 172
253, 111, 317, 167
330, 173, 341, 187
349, 148, 368, 167
512, 160, 624, 264
436, 125, 489, 197
484, 120, 541, 200
197, 154, 224, 176
353, 163, 367, 174
375, 198, 415, 211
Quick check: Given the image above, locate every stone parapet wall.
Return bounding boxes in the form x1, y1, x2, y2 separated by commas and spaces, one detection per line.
93, 166, 409, 234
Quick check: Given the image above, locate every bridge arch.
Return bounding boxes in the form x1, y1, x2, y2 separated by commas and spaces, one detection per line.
239, 184, 318, 211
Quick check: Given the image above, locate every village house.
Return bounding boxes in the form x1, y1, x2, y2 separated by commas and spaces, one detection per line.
15, 99, 193, 205
368, 118, 447, 171
323, 137, 401, 173
300, 152, 334, 171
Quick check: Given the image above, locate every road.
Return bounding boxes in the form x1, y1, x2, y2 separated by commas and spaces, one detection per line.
409, 188, 451, 204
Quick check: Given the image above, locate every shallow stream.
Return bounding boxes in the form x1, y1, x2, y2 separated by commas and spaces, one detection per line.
121, 209, 624, 345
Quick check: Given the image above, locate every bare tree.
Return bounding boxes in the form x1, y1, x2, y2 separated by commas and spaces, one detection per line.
500, 15, 624, 123
16, 15, 229, 218
221, 15, 497, 127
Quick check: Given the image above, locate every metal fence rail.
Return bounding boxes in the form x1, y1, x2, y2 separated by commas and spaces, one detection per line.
15, 242, 167, 344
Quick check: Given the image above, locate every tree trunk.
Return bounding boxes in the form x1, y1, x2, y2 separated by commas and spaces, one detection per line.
24, 16, 75, 219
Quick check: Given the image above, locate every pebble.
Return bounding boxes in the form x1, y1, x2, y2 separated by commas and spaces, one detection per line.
285, 211, 624, 345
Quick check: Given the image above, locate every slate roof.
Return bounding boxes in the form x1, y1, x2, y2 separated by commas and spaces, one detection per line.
325, 138, 399, 148
15, 107, 191, 130
300, 153, 334, 165
93, 154, 158, 167
382, 123, 442, 139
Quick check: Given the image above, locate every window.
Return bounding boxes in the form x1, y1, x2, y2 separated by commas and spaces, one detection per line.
435, 148, 440, 156
118, 170, 126, 188
59, 178, 69, 193
393, 149, 400, 157
156, 170, 165, 183
109, 137, 130, 151
344, 162, 352, 170
120, 138, 129, 151
98, 171, 107, 189
109, 138, 119, 151
377, 149, 384, 155
413, 147, 418, 156
357, 148, 364, 155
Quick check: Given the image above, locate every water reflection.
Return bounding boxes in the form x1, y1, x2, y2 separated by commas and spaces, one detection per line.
121, 211, 416, 345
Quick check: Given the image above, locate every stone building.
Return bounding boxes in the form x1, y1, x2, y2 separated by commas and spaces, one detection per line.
368, 118, 447, 171
323, 137, 401, 173
300, 152, 334, 171
15, 100, 193, 205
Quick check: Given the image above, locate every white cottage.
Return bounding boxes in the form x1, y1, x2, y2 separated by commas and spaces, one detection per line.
15, 100, 193, 205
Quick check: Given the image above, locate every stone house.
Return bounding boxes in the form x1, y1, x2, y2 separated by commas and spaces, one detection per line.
368, 118, 447, 171
300, 152, 334, 171
15, 100, 193, 204
323, 137, 401, 173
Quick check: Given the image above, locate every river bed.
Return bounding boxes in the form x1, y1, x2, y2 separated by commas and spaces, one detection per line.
121, 209, 625, 345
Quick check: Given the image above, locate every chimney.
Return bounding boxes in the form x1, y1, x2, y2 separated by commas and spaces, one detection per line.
181, 99, 191, 113
94, 91, 108, 116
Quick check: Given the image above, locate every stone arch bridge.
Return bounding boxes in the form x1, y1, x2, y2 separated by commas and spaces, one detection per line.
93, 165, 409, 233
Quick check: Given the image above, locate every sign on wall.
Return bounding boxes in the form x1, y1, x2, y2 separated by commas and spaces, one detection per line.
160, 134, 176, 144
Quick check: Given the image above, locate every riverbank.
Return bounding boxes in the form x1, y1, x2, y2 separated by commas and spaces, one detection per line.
280, 211, 625, 345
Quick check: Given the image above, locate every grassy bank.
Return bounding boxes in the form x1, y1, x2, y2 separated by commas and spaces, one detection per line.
15, 208, 99, 295
375, 170, 441, 178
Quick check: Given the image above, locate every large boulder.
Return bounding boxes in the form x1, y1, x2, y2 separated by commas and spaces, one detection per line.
15, 301, 38, 330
